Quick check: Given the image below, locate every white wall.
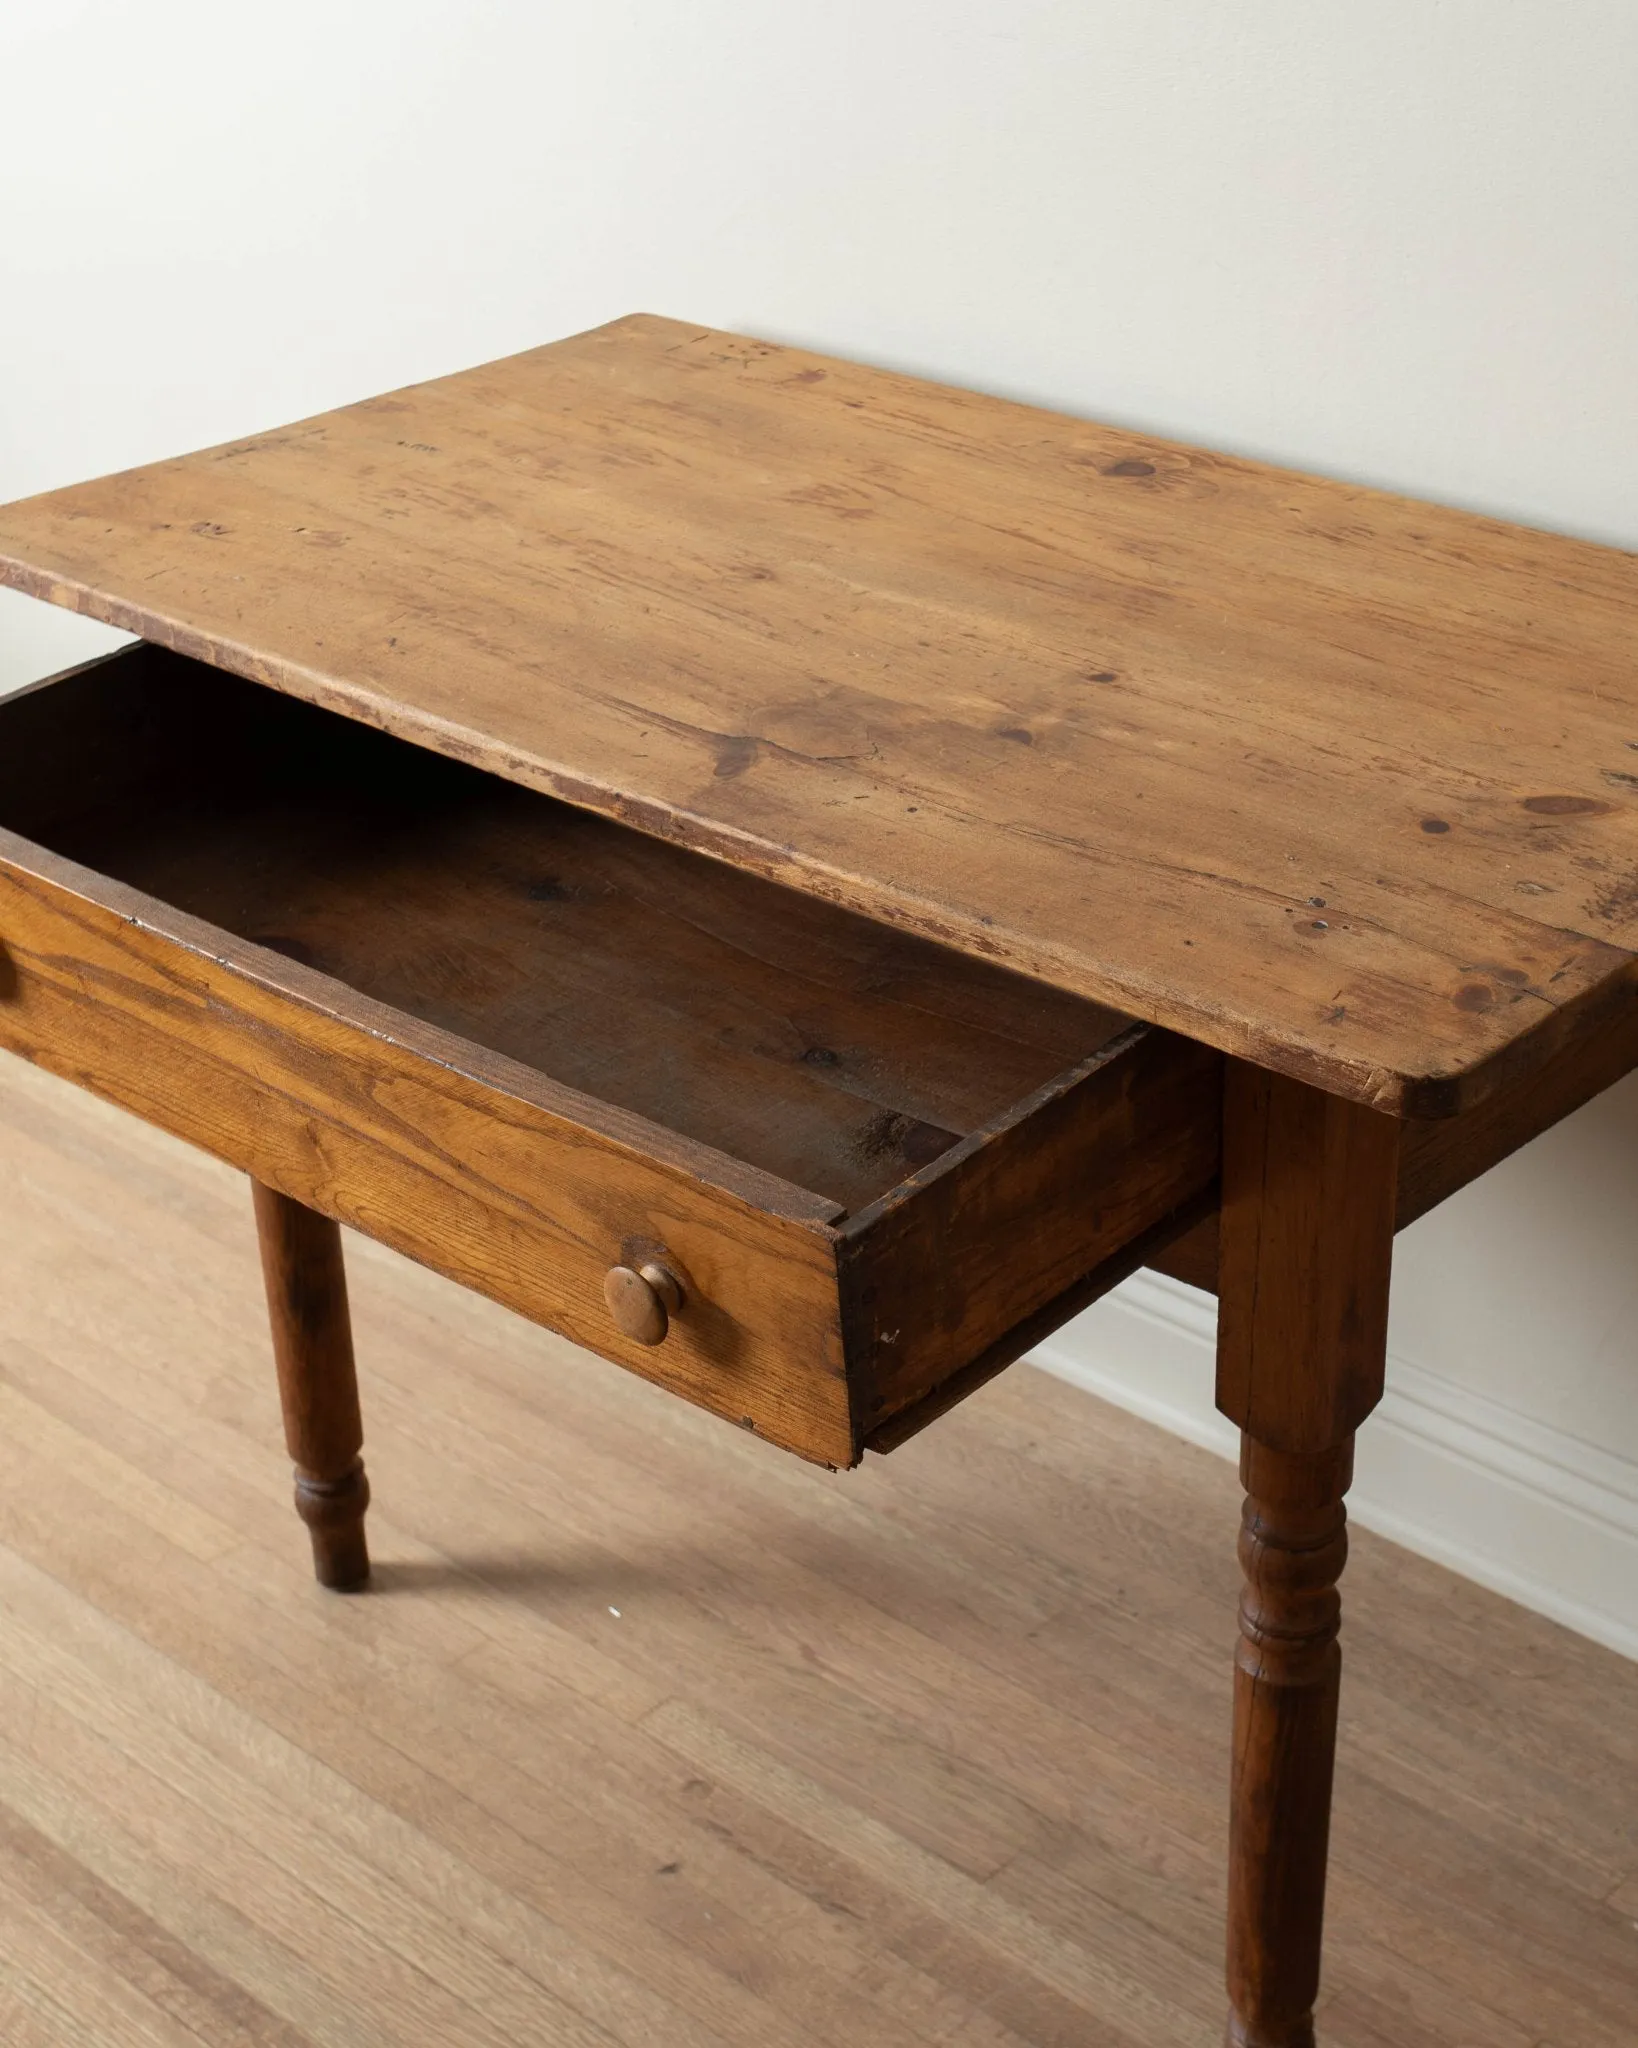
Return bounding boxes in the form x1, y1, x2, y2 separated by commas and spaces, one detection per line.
4, 4, 1636, 1650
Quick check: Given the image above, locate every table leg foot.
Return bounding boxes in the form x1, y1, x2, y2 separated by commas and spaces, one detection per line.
252, 1178, 372, 1591
1226, 2016, 1315, 2048
293, 1456, 372, 1591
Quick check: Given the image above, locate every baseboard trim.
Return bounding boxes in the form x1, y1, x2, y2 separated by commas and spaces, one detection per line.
1031, 1271, 1638, 1664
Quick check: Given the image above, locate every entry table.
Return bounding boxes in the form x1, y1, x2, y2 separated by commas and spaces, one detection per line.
1, 316, 1634, 2046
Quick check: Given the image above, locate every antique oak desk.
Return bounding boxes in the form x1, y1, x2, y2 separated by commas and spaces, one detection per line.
1, 316, 1634, 2046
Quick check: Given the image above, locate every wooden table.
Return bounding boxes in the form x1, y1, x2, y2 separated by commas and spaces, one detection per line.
1, 315, 1633, 2047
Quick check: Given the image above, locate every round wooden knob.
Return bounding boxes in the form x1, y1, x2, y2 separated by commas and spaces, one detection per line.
603, 1259, 684, 1346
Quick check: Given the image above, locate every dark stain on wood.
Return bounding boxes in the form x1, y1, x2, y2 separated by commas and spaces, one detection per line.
1523, 795, 1611, 817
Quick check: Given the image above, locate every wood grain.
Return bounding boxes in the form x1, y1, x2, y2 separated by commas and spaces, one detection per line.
3, 314, 1637, 1112
1, 1053, 1634, 2048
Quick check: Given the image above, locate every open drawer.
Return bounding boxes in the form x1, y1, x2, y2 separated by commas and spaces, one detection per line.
0, 645, 1221, 1465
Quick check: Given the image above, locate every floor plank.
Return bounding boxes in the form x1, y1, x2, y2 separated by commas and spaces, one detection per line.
0, 1055, 1634, 2045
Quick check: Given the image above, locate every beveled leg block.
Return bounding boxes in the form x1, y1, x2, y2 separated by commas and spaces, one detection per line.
252, 1178, 372, 1590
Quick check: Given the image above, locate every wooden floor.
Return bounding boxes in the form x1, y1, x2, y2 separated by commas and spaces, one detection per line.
0, 1058, 1633, 2048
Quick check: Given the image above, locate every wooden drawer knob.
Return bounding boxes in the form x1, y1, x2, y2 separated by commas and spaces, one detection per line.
603, 1259, 684, 1345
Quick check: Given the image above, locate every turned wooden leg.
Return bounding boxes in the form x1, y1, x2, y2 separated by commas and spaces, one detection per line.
1226, 1438, 1352, 2045
1216, 1064, 1398, 2047
251, 1179, 371, 1590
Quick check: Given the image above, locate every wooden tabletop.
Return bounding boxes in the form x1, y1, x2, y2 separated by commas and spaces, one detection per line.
2, 313, 1635, 1115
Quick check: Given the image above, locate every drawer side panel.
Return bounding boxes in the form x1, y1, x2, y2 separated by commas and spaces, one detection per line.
840, 1027, 1222, 1432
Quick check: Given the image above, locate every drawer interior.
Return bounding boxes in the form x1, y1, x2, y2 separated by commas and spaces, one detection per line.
0, 646, 1134, 1215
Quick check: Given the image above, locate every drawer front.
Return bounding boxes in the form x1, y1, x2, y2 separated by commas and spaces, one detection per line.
0, 838, 856, 1466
